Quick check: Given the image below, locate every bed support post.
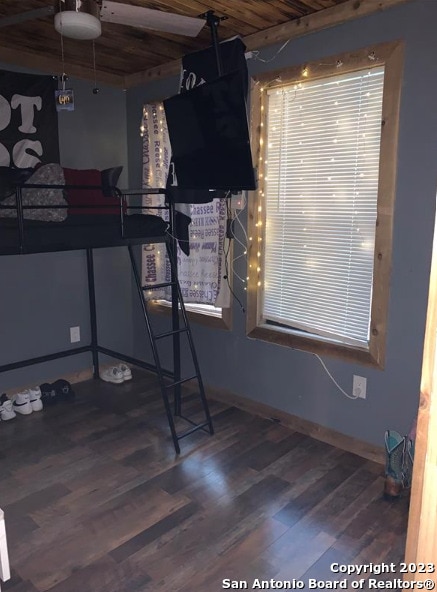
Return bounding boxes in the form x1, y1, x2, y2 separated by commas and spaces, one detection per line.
86, 248, 99, 379
169, 201, 182, 417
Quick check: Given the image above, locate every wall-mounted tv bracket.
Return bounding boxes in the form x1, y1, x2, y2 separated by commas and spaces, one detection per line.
199, 10, 228, 77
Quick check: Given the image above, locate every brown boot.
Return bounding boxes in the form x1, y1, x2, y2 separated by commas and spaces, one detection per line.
384, 430, 405, 500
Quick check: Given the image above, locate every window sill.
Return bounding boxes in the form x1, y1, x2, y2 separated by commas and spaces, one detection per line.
247, 323, 383, 369
149, 301, 232, 331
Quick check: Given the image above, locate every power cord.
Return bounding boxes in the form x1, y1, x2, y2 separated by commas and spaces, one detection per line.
313, 353, 358, 400
223, 236, 245, 313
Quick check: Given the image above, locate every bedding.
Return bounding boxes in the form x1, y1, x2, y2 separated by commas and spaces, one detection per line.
63, 167, 123, 215
0, 164, 68, 222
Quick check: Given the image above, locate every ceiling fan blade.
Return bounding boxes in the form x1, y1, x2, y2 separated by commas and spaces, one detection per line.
100, 1, 205, 37
0, 6, 54, 29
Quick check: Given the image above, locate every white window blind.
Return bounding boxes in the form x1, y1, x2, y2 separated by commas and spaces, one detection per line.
263, 66, 385, 346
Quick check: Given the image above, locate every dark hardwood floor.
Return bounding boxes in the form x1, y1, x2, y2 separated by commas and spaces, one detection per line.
0, 370, 409, 591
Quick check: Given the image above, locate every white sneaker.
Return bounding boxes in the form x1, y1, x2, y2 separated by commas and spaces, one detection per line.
13, 390, 33, 415
29, 386, 43, 412
118, 364, 132, 381
100, 366, 124, 384
0, 394, 16, 421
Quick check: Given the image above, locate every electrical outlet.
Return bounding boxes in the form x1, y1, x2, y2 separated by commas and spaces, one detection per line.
230, 191, 246, 210
70, 326, 80, 343
353, 375, 367, 399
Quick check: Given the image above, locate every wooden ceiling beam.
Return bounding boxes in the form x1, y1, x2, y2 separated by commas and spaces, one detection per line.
124, 0, 413, 88
243, 0, 412, 50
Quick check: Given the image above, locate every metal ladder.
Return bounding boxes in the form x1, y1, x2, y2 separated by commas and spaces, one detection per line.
127, 242, 214, 454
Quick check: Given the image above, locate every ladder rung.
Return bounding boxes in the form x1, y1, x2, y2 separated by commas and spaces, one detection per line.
165, 375, 198, 389
177, 422, 211, 440
142, 281, 176, 291
155, 328, 188, 340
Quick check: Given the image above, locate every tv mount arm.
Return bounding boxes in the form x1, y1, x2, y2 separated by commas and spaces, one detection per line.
200, 10, 228, 77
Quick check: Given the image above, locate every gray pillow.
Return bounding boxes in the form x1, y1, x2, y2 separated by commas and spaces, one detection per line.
0, 163, 68, 222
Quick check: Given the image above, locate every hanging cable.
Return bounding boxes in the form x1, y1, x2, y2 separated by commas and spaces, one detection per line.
250, 39, 291, 64
92, 41, 99, 94
58, 0, 67, 91
223, 235, 245, 313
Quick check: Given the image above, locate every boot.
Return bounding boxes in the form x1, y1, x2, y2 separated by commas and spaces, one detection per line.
402, 437, 415, 489
384, 430, 406, 499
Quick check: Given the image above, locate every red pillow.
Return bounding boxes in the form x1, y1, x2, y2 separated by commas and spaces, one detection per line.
63, 168, 122, 215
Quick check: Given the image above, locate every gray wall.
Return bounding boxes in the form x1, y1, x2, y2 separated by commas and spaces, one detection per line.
0, 73, 130, 389
127, 0, 437, 446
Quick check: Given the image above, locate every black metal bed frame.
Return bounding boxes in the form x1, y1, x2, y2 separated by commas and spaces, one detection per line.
0, 10, 230, 453
0, 184, 214, 454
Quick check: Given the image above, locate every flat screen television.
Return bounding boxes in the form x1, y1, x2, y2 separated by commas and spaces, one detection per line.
163, 70, 256, 191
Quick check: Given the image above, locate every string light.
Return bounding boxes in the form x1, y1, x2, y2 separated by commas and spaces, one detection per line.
250, 57, 381, 304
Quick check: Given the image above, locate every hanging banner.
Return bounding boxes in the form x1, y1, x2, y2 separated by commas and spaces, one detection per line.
141, 102, 226, 305
176, 198, 226, 304
141, 102, 170, 299
0, 70, 60, 168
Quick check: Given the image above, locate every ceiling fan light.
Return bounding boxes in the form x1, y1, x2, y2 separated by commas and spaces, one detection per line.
54, 11, 101, 40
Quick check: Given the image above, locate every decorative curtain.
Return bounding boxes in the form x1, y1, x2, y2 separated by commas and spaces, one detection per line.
141, 102, 229, 306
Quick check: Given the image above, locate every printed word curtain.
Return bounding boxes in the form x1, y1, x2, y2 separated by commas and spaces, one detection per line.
141, 102, 228, 306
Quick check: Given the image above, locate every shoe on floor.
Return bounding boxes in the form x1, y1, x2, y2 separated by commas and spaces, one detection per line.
118, 364, 132, 381
40, 383, 57, 406
29, 387, 43, 412
100, 366, 124, 384
13, 390, 33, 415
52, 379, 75, 402
0, 394, 16, 421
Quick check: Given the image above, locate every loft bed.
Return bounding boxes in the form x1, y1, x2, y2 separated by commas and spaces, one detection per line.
0, 164, 171, 254
0, 167, 214, 453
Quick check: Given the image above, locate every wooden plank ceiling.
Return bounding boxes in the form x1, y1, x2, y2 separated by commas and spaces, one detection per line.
0, 0, 352, 86
0, 0, 414, 86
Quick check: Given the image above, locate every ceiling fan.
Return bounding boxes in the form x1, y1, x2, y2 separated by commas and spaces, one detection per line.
0, 0, 206, 40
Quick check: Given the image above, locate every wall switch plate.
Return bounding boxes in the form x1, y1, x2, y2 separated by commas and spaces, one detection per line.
70, 326, 80, 343
353, 375, 367, 399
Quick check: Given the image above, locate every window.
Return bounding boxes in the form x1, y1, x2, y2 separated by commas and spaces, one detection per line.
247, 42, 403, 368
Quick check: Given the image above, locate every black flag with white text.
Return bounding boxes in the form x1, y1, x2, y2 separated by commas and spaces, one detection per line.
0, 69, 59, 169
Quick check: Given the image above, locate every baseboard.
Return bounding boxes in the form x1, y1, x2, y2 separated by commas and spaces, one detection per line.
6, 366, 385, 464
206, 384, 385, 465
5, 363, 114, 398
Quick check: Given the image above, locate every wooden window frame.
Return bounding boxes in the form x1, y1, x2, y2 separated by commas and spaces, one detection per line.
150, 299, 232, 330
247, 41, 404, 369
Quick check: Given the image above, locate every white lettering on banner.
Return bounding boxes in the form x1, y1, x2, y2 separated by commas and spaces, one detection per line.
12, 139, 43, 168
11, 94, 42, 133
0, 93, 43, 167
182, 71, 206, 92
